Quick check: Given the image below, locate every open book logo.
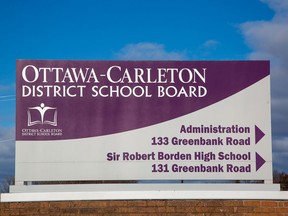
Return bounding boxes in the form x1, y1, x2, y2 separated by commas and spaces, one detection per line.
27, 103, 58, 126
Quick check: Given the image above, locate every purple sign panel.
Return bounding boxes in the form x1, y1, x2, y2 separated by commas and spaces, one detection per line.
15, 60, 273, 182
17, 60, 268, 140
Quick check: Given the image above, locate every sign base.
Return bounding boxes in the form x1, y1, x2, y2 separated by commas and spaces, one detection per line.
2, 183, 286, 202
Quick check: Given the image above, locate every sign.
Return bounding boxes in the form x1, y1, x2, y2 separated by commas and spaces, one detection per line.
15, 60, 272, 183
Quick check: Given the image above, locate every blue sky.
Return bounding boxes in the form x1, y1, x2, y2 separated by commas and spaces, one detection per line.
0, 0, 287, 182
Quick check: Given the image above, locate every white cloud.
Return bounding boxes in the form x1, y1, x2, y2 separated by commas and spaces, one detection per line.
260, 0, 288, 17
115, 42, 187, 60
272, 98, 288, 136
0, 127, 15, 180
0, 95, 15, 102
196, 39, 220, 58
273, 137, 288, 152
0, 83, 15, 93
241, 21, 288, 63
272, 137, 288, 172
0, 127, 15, 157
241, 0, 288, 172
273, 152, 288, 172
241, 0, 288, 66
202, 40, 220, 49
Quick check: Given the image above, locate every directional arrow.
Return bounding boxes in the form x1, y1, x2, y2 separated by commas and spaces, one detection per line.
255, 125, 265, 144
256, 152, 266, 171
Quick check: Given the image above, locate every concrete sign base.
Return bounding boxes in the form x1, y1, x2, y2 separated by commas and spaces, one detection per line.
2, 184, 287, 202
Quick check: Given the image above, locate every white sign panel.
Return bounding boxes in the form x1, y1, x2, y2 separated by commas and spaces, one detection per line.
15, 60, 272, 182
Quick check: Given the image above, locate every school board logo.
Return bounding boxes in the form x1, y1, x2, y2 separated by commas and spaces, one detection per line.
27, 103, 58, 126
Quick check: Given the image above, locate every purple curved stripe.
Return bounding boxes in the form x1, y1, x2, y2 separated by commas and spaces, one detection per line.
16, 60, 269, 140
